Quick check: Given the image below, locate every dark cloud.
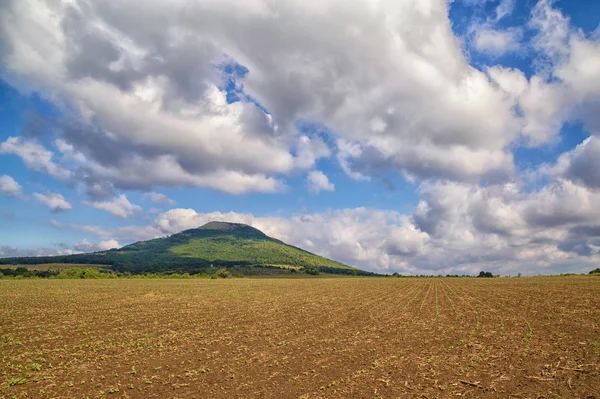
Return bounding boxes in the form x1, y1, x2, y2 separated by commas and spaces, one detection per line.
569, 225, 600, 238
557, 239, 600, 257
562, 137, 600, 189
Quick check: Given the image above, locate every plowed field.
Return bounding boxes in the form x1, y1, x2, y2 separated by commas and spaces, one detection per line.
1, 277, 599, 398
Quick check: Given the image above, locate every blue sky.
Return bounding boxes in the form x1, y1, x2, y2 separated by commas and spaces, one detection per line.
1, 0, 599, 275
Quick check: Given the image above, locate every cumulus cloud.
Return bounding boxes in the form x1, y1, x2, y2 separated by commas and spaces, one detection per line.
3, 0, 595, 186
548, 137, 600, 189
148, 208, 431, 273
522, 0, 600, 139
33, 192, 72, 212
150, 197, 600, 275
306, 170, 334, 193
0, 0, 529, 189
0, 137, 73, 180
479, 1, 600, 146
0, 175, 24, 198
73, 239, 120, 252
83, 194, 141, 218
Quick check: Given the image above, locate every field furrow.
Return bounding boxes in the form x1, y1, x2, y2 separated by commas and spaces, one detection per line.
1, 277, 599, 398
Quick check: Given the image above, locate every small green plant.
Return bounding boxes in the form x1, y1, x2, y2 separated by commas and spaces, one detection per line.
525, 324, 534, 342
31, 363, 41, 371
130, 366, 137, 375
8, 377, 26, 386
2, 334, 13, 344
108, 387, 119, 394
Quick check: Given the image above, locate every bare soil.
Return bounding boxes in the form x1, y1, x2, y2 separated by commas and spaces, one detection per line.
1, 277, 599, 398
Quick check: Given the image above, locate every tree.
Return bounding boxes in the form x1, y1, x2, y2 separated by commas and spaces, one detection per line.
590, 268, 600, 275
478, 271, 493, 278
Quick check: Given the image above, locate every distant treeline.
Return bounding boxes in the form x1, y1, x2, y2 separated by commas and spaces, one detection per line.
0, 266, 239, 279
2, 266, 598, 279
0, 265, 378, 279
0, 253, 379, 276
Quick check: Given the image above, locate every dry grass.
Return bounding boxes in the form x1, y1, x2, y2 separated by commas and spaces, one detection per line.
1, 277, 599, 398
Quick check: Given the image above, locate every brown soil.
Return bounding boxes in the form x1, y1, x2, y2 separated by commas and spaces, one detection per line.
1, 277, 599, 398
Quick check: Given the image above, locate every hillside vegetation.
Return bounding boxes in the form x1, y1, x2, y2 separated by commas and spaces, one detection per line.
0, 222, 375, 276
170, 236, 349, 270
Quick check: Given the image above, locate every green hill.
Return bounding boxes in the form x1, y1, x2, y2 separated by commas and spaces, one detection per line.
0, 222, 375, 276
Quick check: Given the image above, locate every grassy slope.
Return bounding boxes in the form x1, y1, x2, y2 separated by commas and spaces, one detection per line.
117, 222, 355, 270
170, 236, 353, 269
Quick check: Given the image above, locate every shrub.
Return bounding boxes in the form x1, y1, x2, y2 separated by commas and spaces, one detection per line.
589, 268, 600, 275
214, 268, 232, 279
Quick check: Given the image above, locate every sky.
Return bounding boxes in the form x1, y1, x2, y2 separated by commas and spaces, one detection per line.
0, 0, 599, 276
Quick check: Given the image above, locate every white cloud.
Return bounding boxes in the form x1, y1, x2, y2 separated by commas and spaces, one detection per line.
0, 0, 528, 187
139, 185, 600, 275
306, 170, 334, 193
466, 1, 600, 148
472, 27, 522, 55
488, 67, 570, 145
144, 192, 174, 204
98, 239, 120, 250
494, 0, 515, 22
6, 0, 593, 188
73, 239, 120, 252
523, 0, 600, 138
0, 175, 24, 198
530, 0, 572, 62
547, 137, 600, 189
83, 194, 142, 218
33, 192, 72, 211
0, 0, 595, 185
0, 137, 73, 180
50, 182, 600, 276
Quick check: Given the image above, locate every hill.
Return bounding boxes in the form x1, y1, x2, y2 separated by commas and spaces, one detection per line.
0, 222, 376, 276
